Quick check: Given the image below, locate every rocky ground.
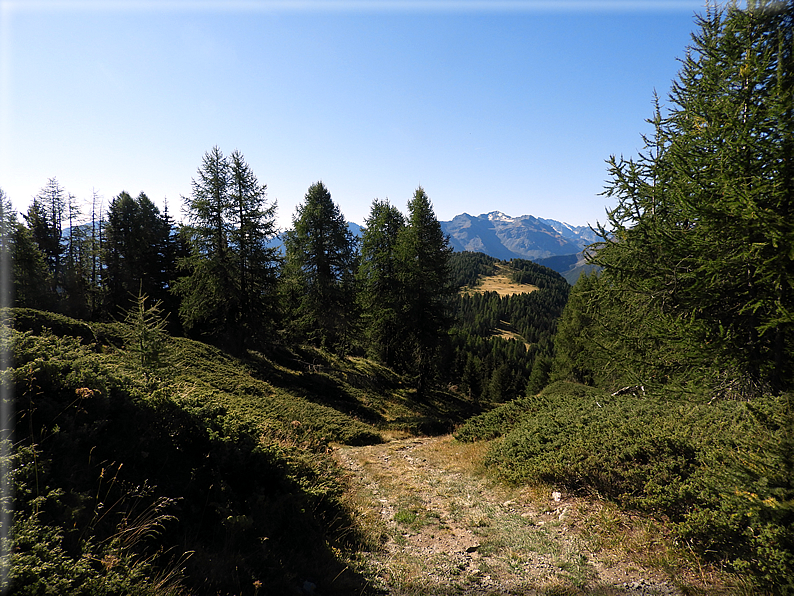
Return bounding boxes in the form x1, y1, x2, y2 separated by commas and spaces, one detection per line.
333, 435, 724, 596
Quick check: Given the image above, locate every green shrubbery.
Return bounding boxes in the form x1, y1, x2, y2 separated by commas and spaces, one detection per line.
5, 307, 478, 594
501, 4, 794, 591
455, 381, 794, 592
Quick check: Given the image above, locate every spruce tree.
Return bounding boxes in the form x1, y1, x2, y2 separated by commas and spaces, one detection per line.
357, 199, 407, 367
283, 181, 357, 351
396, 187, 454, 393
104, 191, 172, 319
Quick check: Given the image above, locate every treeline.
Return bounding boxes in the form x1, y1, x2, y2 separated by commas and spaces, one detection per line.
1, 182, 182, 327
446, 252, 570, 402
0, 154, 466, 394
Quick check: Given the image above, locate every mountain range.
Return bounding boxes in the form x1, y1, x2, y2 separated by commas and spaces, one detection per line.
437, 211, 599, 283
439, 211, 597, 261
270, 211, 599, 284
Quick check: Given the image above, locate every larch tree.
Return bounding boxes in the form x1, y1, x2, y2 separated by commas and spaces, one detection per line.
175, 147, 279, 352
587, 0, 794, 396
174, 146, 235, 345
228, 149, 281, 345
85, 190, 104, 318
61, 191, 93, 319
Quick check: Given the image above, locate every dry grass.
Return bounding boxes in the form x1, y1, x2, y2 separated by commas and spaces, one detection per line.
574, 499, 741, 595
462, 263, 538, 297
417, 434, 491, 475
491, 328, 528, 343
490, 319, 532, 348
335, 436, 740, 596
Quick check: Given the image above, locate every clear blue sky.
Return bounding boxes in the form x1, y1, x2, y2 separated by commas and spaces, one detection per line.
1, 0, 709, 231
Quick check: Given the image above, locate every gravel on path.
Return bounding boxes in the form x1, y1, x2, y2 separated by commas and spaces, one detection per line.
333, 435, 690, 596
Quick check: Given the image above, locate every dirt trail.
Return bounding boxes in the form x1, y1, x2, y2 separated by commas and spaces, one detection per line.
334, 435, 686, 596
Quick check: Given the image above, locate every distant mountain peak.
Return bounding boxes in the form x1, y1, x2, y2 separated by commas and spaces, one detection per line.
440, 210, 598, 262
485, 211, 514, 222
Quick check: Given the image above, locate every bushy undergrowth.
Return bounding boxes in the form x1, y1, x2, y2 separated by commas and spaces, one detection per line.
455, 381, 794, 594
2, 307, 476, 595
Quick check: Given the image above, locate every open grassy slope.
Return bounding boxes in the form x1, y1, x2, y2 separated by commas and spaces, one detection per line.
2, 308, 479, 595
460, 262, 539, 297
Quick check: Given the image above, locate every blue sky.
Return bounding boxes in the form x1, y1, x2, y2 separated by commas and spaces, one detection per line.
1, 0, 708, 230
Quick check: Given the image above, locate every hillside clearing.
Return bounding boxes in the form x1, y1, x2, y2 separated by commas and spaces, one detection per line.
491, 319, 531, 348
462, 263, 538, 297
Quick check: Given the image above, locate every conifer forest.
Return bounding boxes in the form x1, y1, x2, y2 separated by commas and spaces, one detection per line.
1, 1, 793, 594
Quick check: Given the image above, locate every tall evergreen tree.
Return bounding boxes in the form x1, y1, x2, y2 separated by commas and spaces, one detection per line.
228, 150, 281, 345
587, 0, 794, 395
104, 191, 172, 318
65, 192, 80, 271
86, 190, 104, 318
283, 181, 357, 351
396, 187, 454, 393
549, 272, 600, 387
24, 178, 65, 294
357, 199, 407, 367
61, 191, 92, 319
174, 147, 235, 345
460, 353, 483, 401
175, 147, 279, 351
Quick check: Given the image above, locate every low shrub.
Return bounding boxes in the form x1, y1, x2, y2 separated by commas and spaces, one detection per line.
455, 381, 794, 593
2, 309, 404, 594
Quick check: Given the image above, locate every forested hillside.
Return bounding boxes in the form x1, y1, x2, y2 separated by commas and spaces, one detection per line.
1, 148, 575, 592
458, 2, 794, 593
2, 161, 573, 402
1, 308, 483, 594
447, 252, 570, 402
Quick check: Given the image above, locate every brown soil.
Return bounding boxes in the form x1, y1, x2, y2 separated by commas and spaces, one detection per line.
334, 435, 724, 596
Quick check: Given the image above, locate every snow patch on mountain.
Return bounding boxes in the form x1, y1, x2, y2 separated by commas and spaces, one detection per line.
486, 211, 515, 223
440, 211, 597, 262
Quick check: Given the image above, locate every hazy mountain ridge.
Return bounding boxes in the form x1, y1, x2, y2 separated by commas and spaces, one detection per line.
439, 211, 595, 261
436, 211, 592, 257
535, 216, 600, 246
438, 211, 599, 283
254, 213, 597, 280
